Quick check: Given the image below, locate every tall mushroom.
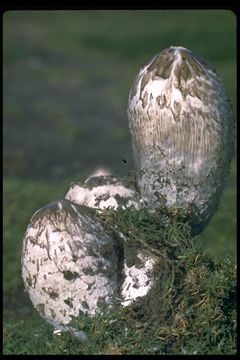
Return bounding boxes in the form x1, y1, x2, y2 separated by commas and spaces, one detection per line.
128, 46, 234, 234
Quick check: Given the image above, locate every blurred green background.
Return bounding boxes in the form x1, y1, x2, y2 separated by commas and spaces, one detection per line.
3, 10, 236, 353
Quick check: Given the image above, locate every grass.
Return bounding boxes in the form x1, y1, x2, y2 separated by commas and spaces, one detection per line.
3, 9, 236, 355
3, 200, 236, 355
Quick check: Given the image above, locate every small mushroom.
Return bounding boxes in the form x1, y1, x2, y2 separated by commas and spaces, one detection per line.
22, 199, 121, 330
65, 175, 142, 210
22, 177, 156, 332
128, 46, 234, 234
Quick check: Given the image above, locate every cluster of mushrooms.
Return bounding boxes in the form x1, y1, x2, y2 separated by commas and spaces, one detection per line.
22, 46, 234, 338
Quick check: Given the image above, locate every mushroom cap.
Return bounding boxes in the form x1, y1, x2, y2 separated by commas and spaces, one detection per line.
128, 46, 234, 234
65, 175, 142, 211
22, 199, 121, 329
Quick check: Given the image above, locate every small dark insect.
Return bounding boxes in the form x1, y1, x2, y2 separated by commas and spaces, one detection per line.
122, 158, 127, 163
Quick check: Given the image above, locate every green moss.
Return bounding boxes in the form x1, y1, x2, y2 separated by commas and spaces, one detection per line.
92, 206, 236, 354
98, 205, 192, 257
69, 245, 236, 355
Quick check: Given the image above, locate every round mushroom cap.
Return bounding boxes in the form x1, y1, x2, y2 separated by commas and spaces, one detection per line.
22, 199, 121, 329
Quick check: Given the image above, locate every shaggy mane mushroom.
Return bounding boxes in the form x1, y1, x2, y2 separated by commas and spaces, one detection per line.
22, 46, 234, 337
